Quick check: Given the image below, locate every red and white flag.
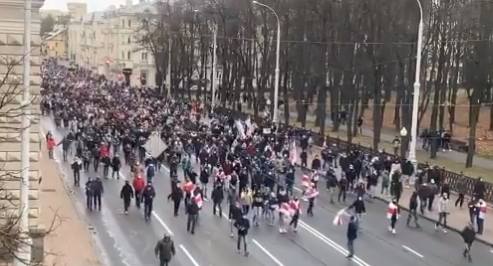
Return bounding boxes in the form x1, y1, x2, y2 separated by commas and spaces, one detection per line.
305, 188, 319, 199
333, 208, 348, 226
193, 191, 203, 209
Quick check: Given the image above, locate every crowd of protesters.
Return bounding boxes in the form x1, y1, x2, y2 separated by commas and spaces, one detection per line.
40, 58, 487, 263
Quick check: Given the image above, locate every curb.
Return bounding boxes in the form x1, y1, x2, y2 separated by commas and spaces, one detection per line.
372, 195, 493, 248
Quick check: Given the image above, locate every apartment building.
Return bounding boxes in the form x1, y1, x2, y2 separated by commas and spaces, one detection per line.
67, 0, 157, 86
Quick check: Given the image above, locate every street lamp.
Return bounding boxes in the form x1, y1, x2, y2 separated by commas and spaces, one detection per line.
400, 127, 408, 159
252, 1, 281, 124
409, 0, 424, 173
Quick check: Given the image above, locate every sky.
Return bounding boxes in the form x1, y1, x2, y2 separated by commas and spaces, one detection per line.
41, 0, 129, 12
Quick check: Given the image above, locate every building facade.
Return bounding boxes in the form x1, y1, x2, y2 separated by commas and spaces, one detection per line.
67, 0, 157, 87
43, 28, 67, 58
0, 0, 46, 262
66, 2, 87, 20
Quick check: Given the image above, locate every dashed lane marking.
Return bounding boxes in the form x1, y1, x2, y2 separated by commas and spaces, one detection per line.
402, 245, 424, 258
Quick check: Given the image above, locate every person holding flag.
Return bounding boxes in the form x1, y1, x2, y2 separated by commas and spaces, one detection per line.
289, 197, 301, 232
305, 184, 319, 216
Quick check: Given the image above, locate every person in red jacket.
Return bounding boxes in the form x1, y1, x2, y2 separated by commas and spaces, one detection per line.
47, 137, 56, 159
133, 176, 145, 208
99, 142, 109, 158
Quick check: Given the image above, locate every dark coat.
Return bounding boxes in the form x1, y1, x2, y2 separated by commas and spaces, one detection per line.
154, 238, 176, 261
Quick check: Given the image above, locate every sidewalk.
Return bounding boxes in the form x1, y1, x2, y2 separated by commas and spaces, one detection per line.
373, 181, 493, 247
245, 107, 493, 182
299, 143, 493, 246
40, 146, 103, 265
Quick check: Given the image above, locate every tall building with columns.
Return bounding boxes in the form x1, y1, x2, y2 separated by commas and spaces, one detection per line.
0, 0, 45, 262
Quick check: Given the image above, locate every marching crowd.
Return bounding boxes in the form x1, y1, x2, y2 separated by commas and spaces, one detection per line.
41, 58, 488, 264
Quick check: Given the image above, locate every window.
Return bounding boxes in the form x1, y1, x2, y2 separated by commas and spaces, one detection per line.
127, 51, 131, 60
121, 51, 124, 59
141, 52, 147, 61
121, 19, 125, 27
127, 37, 131, 44
128, 19, 131, 27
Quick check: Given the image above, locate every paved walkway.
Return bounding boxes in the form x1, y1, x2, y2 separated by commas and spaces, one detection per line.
301, 143, 493, 245
243, 106, 493, 179
40, 146, 103, 266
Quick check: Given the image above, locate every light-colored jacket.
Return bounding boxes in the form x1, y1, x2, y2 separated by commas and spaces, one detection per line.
437, 197, 450, 213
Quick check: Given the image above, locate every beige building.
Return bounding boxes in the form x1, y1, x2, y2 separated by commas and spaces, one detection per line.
43, 28, 67, 58
0, 0, 45, 263
67, 0, 157, 86
67, 1, 87, 20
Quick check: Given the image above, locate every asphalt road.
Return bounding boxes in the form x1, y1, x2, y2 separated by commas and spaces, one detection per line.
42, 116, 493, 266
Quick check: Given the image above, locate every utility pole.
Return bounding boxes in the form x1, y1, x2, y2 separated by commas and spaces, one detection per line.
15, 0, 33, 264
166, 36, 172, 97
211, 24, 217, 111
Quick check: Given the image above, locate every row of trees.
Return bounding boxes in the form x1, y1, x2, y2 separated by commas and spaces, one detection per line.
136, 0, 493, 167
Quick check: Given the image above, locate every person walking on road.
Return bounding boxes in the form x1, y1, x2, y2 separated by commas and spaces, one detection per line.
406, 190, 421, 228
92, 177, 104, 211
387, 198, 400, 234
346, 215, 358, 259
435, 193, 450, 233
187, 197, 199, 234
155, 233, 176, 266
234, 213, 250, 256
120, 180, 134, 214
461, 222, 476, 262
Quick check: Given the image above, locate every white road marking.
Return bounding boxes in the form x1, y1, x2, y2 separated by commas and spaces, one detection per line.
252, 239, 285, 266
490, 249, 493, 253
402, 245, 424, 258
156, 146, 370, 265
42, 123, 203, 265
179, 245, 201, 266
298, 220, 371, 266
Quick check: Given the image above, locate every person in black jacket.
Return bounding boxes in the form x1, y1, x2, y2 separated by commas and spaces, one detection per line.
112, 154, 122, 179
120, 180, 134, 214
154, 233, 176, 266
211, 184, 224, 217
229, 201, 242, 237
187, 197, 199, 234
71, 157, 82, 186
347, 197, 365, 230
143, 183, 156, 221
346, 215, 358, 258
406, 190, 421, 228
461, 222, 476, 262
234, 214, 250, 256
167, 182, 183, 217
85, 178, 94, 211
92, 177, 104, 211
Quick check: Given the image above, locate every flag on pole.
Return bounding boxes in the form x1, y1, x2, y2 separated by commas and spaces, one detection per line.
333, 208, 349, 226
289, 139, 298, 164
235, 119, 246, 139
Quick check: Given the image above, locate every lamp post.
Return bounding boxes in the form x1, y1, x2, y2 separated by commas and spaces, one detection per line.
252, 1, 281, 124
211, 24, 218, 111
15, 0, 33, 265
409, 0, 424, 173
400, 127, 408, 159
